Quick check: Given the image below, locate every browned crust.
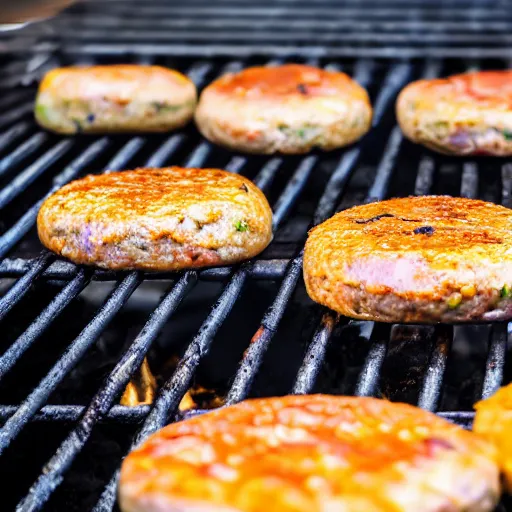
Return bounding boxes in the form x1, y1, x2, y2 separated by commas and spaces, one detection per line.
474, 383, 512, 493
119, 395, 499, 512
303, 196, 512, 323
397, 70, 512, 155
195, 64, 372, 154
37, 167, 273, 271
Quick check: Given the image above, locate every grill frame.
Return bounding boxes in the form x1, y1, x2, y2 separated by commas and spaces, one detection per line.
0, 2, 510, 510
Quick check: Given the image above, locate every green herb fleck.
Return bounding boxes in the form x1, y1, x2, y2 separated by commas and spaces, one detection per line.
278, 124, 289, 132
35, 103, 48, 122
503, 130, 512, 141
501, 284, 512, 299
234, 220, 249, 232
296, 128, 307, 138
447, 293, 462, 309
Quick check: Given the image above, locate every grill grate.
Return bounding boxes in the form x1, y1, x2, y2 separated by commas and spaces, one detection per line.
0, 1, 510, 511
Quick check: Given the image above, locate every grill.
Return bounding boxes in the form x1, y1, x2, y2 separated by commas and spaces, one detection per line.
0, 0, 511, 511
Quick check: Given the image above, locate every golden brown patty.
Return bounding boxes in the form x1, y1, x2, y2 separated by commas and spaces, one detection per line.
119, 394, 499, 512
37, 167, 272, 271
303, 196, 512, 323
195, 64, 372, 154
397, 70, 512, 155
35, 65, 197, 134
474, 383, 512, 492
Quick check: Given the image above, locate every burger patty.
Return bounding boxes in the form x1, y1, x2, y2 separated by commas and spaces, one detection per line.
474, 383, 512, 492
397, 70, 512, 155
195, 64, 372, 154
119, 394, 500, 512
35, 65, 197, 134
37, 167, 272, 271
303, 196, 512, 323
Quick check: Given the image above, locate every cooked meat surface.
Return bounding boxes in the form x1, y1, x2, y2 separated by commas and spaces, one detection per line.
37, 167, 272, 271
195, 64, 372, 154
35, 65, 197, 134
303, 196, 512, 323
119, 394, 499, 512
397, 70, 512, 155
474, 383, 512, 492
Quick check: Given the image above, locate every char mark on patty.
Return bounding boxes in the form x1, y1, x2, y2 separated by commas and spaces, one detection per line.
354, 213, 423, 224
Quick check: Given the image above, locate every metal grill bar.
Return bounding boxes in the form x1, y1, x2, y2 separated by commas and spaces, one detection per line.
0, 404, 150, 423
0, 140, 73, 210
417, 326, 453, 411
0, 122, 31, 154
0, 252, 53, 322
0, 272, 142, 456
0, 269, 91, 380
0, 132, 48, 178
292, 312, 337, 394
0, 257, 290, 281
481, 323, 508, 400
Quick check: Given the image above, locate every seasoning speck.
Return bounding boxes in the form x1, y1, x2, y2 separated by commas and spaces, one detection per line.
87, 113, 95, 123
414, 226, 435, 236
239, 183, 249, 193
297, 83, 308, 95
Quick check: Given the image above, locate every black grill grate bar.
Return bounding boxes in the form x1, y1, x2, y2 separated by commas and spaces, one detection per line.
0, 103, 33, 130
25, 43, 512, 60
37, 28, 512, 46
17, 273, 197, 512
145, 134, 185, 168
502, 163, 512, 208
0, 272, 142, 458
225, 255, 304, 405
414, 155, 435, 196
0, 138, 111, 261
354, 326, 390, 397
59, 5, 512, 18
0, 404, 150, 423
371, 62, 411, 127
105, 137, 145, 171
0, 140, 73, 211
0, 269, 91, 380
460, 161, 479, 199
481, 323, 508, 400
50, 15, 512, 32
292, 312, 338, 394
0, 252, 53, 322
0, 122, 31, 154
0, 132, 48, 179
271, 156, 317, 229
0, 257, 290, 281
417, 326, 453, 411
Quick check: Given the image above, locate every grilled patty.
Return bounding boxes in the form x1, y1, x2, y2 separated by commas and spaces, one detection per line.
119, 394, 499, 512
35, 65, 197, 134
303, 196, 512, 323
474, 383, 512, 492
195, 64, 372, 154
397, 70, 512, 155
37, 167, 272, 271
